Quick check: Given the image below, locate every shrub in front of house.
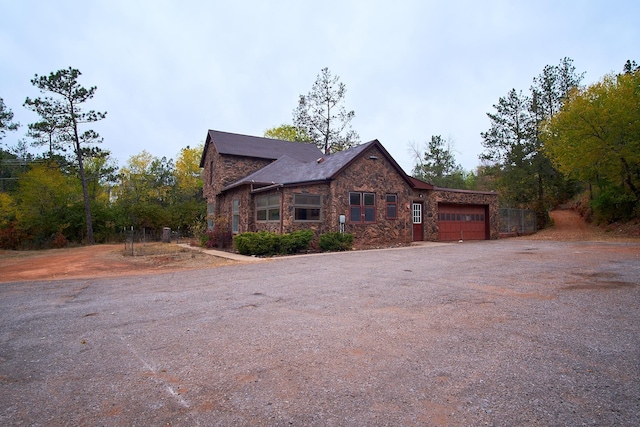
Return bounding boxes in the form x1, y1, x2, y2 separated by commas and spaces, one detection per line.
234, 230, 314, 256
278, 229, 314, 254
319, 232, 354, 252
203, 218, 233, 249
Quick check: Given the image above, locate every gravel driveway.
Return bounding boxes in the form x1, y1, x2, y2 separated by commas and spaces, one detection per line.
1, 239, 639, 426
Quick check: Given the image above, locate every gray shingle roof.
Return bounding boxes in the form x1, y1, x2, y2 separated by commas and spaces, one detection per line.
223, 141, 378, 191
206, 130, 323, 162
201, 130, 417, 192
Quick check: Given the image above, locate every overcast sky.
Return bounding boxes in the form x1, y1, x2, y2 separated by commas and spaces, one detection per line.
1, 0, 638, 173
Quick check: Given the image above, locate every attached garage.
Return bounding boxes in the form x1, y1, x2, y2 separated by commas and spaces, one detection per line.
438, 204, 489, 241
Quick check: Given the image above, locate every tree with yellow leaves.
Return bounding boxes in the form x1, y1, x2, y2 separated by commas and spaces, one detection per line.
542, 65, 640, 222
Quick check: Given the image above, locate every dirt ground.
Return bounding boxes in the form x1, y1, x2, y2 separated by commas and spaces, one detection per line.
523, 209, 640, 241
1, 209, 637, 283
0, 243, 236, 283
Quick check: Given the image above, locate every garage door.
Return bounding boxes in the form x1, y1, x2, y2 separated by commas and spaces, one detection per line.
438, 204, 488, 241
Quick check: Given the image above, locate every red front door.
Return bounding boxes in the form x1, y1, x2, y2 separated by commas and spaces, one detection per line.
412, 202, 423, 241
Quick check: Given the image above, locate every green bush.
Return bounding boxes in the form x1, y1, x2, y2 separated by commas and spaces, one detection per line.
591, 188, 637, 224
279, 230, 314, 254
234, 230, 314, 256
319, 232, 353, 252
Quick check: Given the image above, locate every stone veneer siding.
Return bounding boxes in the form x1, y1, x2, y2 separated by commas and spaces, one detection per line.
202, 143, 274, 228
216, 186, 252, 234
327, 146, 414, 247
202, 144, 272, 203
421, 188, 499, 241
281, 184, 332, 235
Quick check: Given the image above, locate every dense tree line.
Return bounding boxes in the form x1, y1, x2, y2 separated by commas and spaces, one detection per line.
478, 57, 584, 227
0, 145, 204, 249
0, 67, 205, 249
412, 58, 638, 227
542, 61, 640, 223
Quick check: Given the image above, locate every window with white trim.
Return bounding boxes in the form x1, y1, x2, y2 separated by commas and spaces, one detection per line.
256, 194, 280, 222
349, 192, 376, 223
294, 193, 322, 222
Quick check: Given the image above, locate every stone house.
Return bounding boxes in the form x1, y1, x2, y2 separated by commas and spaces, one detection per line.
200, 130, 499, 246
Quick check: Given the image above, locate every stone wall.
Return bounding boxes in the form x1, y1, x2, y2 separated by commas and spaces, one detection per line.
202, 143, 271, 203
214, 146, 418, 247
281, 184, 332, 235
216, 185, 252, 235
421, 188, 499, 241
328, 146, 414, 247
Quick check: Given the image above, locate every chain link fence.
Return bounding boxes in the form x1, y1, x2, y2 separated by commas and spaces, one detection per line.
499, 208, 537, 235
122, 227, 192, 255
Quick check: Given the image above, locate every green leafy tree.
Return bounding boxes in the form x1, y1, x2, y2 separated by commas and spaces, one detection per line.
293, 67, 360, 154
80, 147, 118, 202
24, 98, 66, 160
480, 58, 583, 226
264, 124, 313, 142
0, 192, 17, 227
172, 144, 206, 233
0, 148, 30, 193
542, 67, 640, 222
0, 97, 20, 141
175, 144, 204, 197
623, 60, 639, 74
115, 151, 176, 230
0, 99, 20, 190
114, 148, 205, 233
149, 156, 176, 205
14, 163, 83, 245
481, 88, 538, 206
24, 67, 107, 244
411, 135, 467, 188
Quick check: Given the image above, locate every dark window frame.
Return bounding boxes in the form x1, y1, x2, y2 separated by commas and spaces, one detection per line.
293, 193, 322, 222
349, 192, 376, 223
385, 194, 398, 220
256, 194, 280, 222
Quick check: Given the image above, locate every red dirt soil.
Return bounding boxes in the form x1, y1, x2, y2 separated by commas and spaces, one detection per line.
522, 209, 640, 241
0, 244, 235, 283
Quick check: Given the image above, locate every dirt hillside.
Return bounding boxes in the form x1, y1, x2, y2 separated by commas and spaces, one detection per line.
522, 209, 640, 241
